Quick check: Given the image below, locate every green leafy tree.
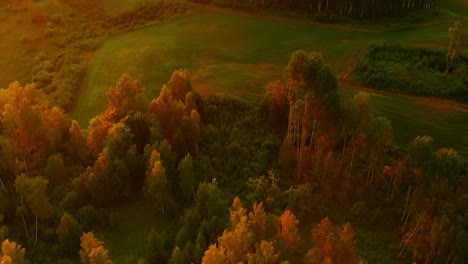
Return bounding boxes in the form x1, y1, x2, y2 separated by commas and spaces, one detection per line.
178, 154, 195, 202
56, 213, 83, 257
14, 174, 53, 248
146, 230, 172, 264
144, 149, 174, 216
446, 21, 465, 73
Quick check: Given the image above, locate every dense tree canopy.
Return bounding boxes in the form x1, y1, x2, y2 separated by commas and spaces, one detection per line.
0, 44, 466, 263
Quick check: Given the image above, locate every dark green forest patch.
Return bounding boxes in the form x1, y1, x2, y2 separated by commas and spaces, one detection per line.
354, 44, 468, 103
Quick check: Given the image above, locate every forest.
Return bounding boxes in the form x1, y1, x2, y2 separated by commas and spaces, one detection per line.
0, 0, 467, 263
190, 0, 435, 18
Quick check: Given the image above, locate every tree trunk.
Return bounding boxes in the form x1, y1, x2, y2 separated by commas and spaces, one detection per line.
33, 213, 38, 248
21, 215, 28, 240
287, 103, 293, 144
0, 177, 6, 192
20, 196, 29, 240
398, 223, 420, 257
309, 117, 316, 149
370, 160, 376, 183
347, 146, 356, 183
387, 172, 393, 199
339, 134, 347, 176
296, 119, 301, 176
367, 155, 374, 182
314, 137, 322, 174
446, 54, 451, 74
402, 186, 412, 221
402, 204, 414, 232
391, 181, 396, 200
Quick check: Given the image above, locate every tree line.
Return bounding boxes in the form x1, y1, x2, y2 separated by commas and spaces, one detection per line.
193, 0, 435, 18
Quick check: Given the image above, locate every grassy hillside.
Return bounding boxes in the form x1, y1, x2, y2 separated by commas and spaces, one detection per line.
73, 9, 468, 156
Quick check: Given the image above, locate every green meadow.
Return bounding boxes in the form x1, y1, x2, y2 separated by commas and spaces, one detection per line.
72, 10, 468, 156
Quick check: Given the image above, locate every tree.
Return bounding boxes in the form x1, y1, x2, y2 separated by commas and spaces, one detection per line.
178, 154, 195, 202
86, 123, 141, 205
157, 140, 178, 193
14, 174, 53, 248
201, 244, 226, 264
343, 92, 372, 182
282, 49, 340, 180
446, 21, 465, 74
217, 210, 253, 263
45, 154, 69, 190
68, 120, 88, 162
247, 240, 279, 264
56, 213, 83, 257
307, 217, 336, 263
277, 210, 300, 250
0, 82, 69, 174
200, 196, 259, 264
266, 80, 289, 130
365, 116, 393, 183
87, 115, 112, 157
167, 69, 193, 103
146, 230, 172, 264
144, 149, 174, 216
0, 136, 17, 192
434, 148, 462, 186
230, 196, 247, 228
106, 74, 147, 122
0, 239, 26, 264
79, 232, 112, 264
249, 202, 267, 241
337, 223, 357, 264
150, 70, 201, 157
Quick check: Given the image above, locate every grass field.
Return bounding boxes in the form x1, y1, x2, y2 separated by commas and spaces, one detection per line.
340, 86, 468, 155
72, 9, 468, 156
